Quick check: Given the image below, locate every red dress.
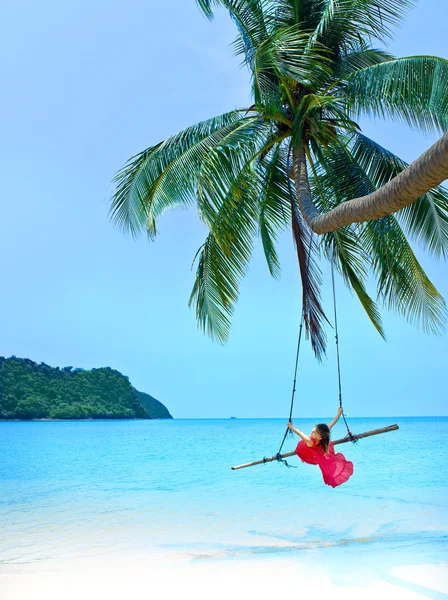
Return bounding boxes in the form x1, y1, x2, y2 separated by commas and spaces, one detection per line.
295, 437, 353, 488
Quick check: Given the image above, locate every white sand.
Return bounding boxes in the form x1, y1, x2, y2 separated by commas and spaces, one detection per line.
391, 564, 448, 595
1, 557, 447, 600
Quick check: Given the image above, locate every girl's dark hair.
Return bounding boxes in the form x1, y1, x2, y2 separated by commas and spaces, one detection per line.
315, 423, 331, 454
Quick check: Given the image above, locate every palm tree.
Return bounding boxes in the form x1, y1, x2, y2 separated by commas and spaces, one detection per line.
110, 0, 448, 357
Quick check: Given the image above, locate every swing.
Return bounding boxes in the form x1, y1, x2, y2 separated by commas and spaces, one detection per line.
231, 245, 399, 472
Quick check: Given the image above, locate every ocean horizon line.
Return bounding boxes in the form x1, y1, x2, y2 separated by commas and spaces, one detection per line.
1, 415, 447, 422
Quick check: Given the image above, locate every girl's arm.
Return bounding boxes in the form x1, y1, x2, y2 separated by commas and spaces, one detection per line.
287, 422, 313, 447
328, 407, 344, 430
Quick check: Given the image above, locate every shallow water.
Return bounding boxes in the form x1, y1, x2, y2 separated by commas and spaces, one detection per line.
1, 417, 447, 567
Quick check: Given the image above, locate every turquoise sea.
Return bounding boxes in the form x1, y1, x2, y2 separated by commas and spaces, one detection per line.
1, 417, 447, 571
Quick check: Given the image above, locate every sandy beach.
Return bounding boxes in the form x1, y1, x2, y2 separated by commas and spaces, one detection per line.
1, 557, 447, 600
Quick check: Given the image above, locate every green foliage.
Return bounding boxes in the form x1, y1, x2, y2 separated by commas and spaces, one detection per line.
111, 0, 448, 357
15, 395, 49, 419
0, 357, 172, 421
350, 133, 448, 258
110, 111, 247, 238
137, 391, 173, 419
308, 137, 447, 335
345, 56, 448, 134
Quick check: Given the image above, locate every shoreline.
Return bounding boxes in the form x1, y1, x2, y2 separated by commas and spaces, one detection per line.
1, 416, 448, 422
1, 556, 447, 599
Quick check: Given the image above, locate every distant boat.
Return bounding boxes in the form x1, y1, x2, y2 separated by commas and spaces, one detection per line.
230, 416, 236, 419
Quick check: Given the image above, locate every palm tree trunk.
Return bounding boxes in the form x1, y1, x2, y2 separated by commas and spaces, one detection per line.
293, 132, 448, 234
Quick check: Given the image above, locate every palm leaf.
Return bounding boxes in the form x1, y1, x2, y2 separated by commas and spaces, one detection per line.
197, 116, 273, 228
212, 0, 270, 58
189, 235, 236, 343
308, 146, 385, 337
327, 228, 385, 338
258, 145, 291, 277
189, 160, 262, 342
332, 45, 394, 79
360, 216, 446, 334
110, 143, 162, 237
253, 25, 331, 102
309, 0, 414, 49
345, 56, 448, 134
110, 111, 248, 238
196, 0, 219, 19
272, 0, 326, 30
290, 202, 328, 360
350, 133, 448, 258
310, 139, 446, 334
288, 147, 328, 359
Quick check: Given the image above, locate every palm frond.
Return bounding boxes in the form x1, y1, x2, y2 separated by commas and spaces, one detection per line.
290, 203, 328, 360
253, 25, 331, 102
333, 45, 394, 79
360, 216, 446, 334
189, 159, 262, 342
197, 116, 273, 228
219, 0, 270, 62
258, 145, 291, 277
308, 146, 385, 337
273, 0, 326, 30
326, 228, 385, 338
289, 147, 328, 359
307, 0, 341, 47
351, 133, 448, 258
189, 235, 236, 343
345, 56, 448, 134
188, 118, 290, 342
309, 135, 374, 199
110, 111, 247, 238
196, 0, 220, 19
231, 11, 258, 69
309, 0, 415, 49
310, 139, 446, 334
110, 143, 162, 237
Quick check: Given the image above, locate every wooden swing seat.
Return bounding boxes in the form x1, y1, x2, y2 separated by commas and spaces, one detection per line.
231, 424, 399, 470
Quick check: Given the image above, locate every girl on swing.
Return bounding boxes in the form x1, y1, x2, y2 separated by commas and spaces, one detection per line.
287, 407, 354, 488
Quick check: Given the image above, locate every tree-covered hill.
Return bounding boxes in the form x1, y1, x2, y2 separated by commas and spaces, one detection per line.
0, 356, 172, 420
136, 390, 173, 420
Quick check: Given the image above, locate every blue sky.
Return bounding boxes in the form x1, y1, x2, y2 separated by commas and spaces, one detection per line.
0, 0, 447, 418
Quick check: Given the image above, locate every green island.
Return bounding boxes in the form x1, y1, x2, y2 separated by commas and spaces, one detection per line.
0, 356, 172, 420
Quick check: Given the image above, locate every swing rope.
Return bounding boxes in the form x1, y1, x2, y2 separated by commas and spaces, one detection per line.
275, 233, 314, 465
276, 147, 355, 469
276, 232, 313, 456
276, 238, 356, 466
232, 237, 399, 472
329, 245, 355, 441
275, 312, 304, 466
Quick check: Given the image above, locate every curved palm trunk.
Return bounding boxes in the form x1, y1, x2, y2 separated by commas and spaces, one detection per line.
293, 132, 448, 234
